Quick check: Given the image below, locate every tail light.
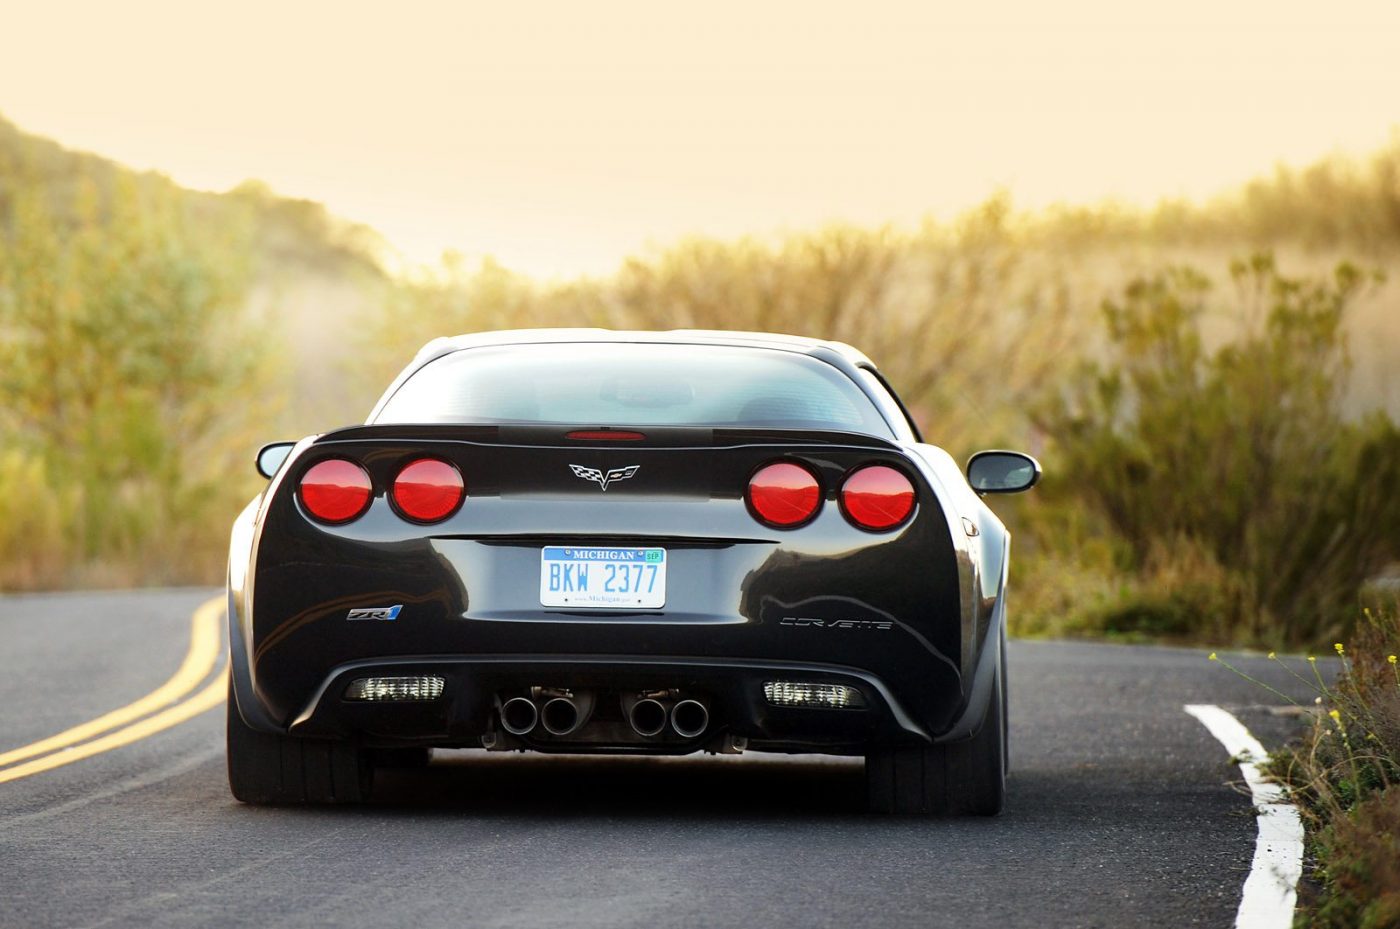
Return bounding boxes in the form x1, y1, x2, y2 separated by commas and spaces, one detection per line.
841, 465, 916, 531
565, 430, 646, 441
299, 459, 373, 524
392, 458, 465, 522
747, 462, 821, 528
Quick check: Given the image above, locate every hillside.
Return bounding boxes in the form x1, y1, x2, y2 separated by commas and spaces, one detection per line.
1, 115, 1397, 644
5, 114, 1399, 434
0, 115, 391, 434
0, 115, 386, 280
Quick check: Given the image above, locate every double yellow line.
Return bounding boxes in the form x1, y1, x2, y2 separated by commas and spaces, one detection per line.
0, 596, 228, 784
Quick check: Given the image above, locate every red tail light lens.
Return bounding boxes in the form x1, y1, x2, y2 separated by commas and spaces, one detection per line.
747, 462, 822, 528
392, 458, 465, 523
841, 465, 916, 531
299, 459, 373, 524
565, 430, 646, 441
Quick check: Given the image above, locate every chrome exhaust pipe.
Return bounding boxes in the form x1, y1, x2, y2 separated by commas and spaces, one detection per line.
670, 699, 709, 739
627, 698, 669, 737
541, 697, 580, 735
500, 696, 539, 735
541, 692, 595, 736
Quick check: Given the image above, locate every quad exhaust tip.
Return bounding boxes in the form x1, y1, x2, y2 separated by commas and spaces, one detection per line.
541, 697, 584, 736
670, 699, 709, 738
506, 691, 705, 739
500, 696, 539, 735
627, 698, 669, 737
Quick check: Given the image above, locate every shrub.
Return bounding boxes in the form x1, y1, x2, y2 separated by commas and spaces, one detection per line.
1038, 254, 1400, 645
1262, 609, 1400, 928
1309, 789, 1400, 929
359, 200, 1088, 457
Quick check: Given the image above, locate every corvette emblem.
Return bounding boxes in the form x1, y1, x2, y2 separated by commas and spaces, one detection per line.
569, 464, 640, 491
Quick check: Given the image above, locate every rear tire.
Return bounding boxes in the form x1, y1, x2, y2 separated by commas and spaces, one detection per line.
865, 648, 1006, 816
227, 681, 371, 804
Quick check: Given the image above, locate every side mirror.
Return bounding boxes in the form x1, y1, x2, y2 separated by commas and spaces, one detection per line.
967, 450, 1041, 494
256, 442, 296, 480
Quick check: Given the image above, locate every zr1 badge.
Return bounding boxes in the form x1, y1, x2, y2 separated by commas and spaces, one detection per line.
347, 605, 402, 621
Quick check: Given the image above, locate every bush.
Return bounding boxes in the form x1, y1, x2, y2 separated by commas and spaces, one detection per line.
1262, 609, 1400, 928
358, 201, 1087, 456
1037, 254, 1400, 645
1309, 789, 1400, 929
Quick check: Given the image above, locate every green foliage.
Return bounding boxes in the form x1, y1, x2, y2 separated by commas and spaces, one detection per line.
2, 110, 1399, 614
0, 169, 265, 586
1038, 255, 1400, 644
1261, 610, 1400, 928
1310, 789, 1400, 929
0, 114, 386, 588
0, 449, 73, 588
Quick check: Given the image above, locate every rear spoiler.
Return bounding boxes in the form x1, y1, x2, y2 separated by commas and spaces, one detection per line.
312, 423, 900, 451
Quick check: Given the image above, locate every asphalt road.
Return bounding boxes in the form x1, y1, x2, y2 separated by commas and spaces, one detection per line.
0, 589, 1333, 929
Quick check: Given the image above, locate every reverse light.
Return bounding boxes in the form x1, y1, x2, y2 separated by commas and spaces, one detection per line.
299, 459, 373, 524
392, 458, 465, 523
344, 676, 446, 702
746, 462, 821, 528
840, 465, 916, 531
763, 682, 866, 709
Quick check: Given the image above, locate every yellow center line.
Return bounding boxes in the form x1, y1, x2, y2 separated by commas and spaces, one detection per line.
0, 668, 228, 784
0, 595, 224, 771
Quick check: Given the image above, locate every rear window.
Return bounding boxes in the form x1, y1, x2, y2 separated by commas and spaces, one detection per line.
373, 343, 892, 437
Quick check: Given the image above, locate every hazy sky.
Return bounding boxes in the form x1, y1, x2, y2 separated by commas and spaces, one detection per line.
2, 0, 1398, 276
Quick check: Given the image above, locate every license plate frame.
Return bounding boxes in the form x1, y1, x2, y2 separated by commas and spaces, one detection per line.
539, 546, 667, 609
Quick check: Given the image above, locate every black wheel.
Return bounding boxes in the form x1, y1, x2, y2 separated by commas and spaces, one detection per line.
865, 645, 1006, 816
226, 681, 371, 804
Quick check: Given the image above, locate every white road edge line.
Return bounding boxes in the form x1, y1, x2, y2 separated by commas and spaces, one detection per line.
1184, 704, 1304, 929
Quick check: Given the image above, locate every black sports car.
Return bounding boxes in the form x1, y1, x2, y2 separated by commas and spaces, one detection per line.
226, 329, 1039, 814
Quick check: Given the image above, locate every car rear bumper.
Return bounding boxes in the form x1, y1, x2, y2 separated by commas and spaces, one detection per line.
275, 654, 935, 754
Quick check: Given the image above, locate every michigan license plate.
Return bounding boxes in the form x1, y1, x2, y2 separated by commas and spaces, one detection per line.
539, 546, 666, 609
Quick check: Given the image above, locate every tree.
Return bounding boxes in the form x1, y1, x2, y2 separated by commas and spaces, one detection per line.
0, 171, 261, 580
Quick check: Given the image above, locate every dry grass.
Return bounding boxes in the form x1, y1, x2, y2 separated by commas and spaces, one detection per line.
1269, 609, 1400, 927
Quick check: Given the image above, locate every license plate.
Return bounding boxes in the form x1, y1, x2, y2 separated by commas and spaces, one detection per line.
539, 546, 666, 609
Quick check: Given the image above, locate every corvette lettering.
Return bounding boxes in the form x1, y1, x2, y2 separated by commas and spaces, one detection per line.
779, 617, 894, 631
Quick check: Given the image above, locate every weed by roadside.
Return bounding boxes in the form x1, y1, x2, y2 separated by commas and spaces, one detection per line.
1219, 609, 1400, 928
